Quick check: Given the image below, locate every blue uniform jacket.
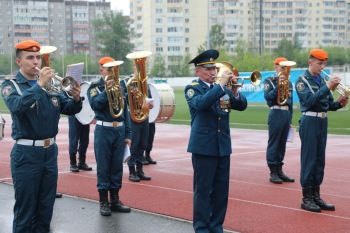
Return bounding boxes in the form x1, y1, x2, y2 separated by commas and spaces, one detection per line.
185, 79, 247, 156
0, 72, 82, 140
263, 76, 293, 122
87, 77, 132, 139
295, 70, 342, 112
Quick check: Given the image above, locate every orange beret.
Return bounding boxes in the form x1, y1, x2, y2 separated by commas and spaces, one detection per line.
15, 40, 41, 52
99, 57, 114, 65
274, 57, 287, 65
309, 49, 328, 61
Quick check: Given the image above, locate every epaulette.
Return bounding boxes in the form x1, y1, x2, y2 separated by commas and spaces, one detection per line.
190, 81, 199, 86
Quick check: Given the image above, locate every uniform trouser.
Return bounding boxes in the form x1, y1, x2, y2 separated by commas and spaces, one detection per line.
299, 115, 328, 187
146, 122, 155, 153
11, 143, 58, 233
266, 109, 290, 167
68, 116, 90, 161
127, 120, 149, 166
94, 125, 125, 190
192, 154, 230, 233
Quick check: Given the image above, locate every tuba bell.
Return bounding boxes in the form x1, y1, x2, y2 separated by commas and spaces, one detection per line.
103, 60, 125, 118
277, 60, 296, 105
38, 46, 77, 94
126, 51, 152, 123
216, 62, 261, 88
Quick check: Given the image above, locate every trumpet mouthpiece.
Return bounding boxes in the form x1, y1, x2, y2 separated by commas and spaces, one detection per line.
35, 67, 40, 71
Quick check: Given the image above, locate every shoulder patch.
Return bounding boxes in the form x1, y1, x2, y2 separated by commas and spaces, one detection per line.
191, 82, 199, 86
89, 88, 98, 97
296, 82, 305, 92
186, 88, 195, 99
1, 85, 13, 97
264, 83, 270, 91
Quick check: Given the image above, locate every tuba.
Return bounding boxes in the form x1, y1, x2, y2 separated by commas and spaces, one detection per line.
103, 60, 125, 118
38, 46, 77, 94
216, 62, 261, 88
126, 51, 152, 123
321, 70, 350, 97
277, 60, 296, 105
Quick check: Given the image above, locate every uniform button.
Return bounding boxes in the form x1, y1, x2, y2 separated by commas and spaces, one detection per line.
218, 117, 221, 120
218, 129, 220, 132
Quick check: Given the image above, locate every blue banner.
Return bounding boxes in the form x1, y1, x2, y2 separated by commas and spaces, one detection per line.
239, 69, 330, 103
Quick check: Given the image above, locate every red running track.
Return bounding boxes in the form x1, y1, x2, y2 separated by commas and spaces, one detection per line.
1, 114, 350, 233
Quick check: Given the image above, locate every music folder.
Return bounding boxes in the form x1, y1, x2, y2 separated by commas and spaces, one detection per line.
287, 126, 295, 143
66, 62, 84, 84
123, 144, 131, 163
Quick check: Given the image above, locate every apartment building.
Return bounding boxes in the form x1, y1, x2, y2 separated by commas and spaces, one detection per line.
130, 0, 350, 70
0, 0, 110, 56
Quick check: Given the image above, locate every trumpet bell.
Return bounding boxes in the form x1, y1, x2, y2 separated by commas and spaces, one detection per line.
126, 51, 152, 60
279, 61, 296, 67
250, 70, 262, 86
103, 60, 124, 68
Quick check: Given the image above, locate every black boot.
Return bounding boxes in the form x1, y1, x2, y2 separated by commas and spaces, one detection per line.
109, 189, 131, 213
145, 151, 157, 165
301, 187, 321, 212
128, 166, 140, 182
141, 156, 150, 165
277, 166, 294, 182
55, 192, 63, 198
313, 186, 335, 211
78, 156, 92, 171
99, 189, 111, 216
136, 163, 151, 181
269, 165, 283, 184
70, 155, 79, 172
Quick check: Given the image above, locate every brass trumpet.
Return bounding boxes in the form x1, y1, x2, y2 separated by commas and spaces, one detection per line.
216, 62, 261, 88
321, 70, 350, 97
39, 45, 77, 94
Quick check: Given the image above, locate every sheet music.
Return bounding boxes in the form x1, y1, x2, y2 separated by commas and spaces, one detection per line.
123, 144, 131, 163
287, 126, 295, 143
66, 62, 84, 84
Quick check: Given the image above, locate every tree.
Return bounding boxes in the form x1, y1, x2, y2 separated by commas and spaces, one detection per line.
209, 24, 226, 50
93, 12, 134, 75
151, 54, 166, 77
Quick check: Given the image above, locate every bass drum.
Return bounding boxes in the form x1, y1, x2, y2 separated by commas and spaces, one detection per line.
149, 83, 176, 123
75, 82, 95, 125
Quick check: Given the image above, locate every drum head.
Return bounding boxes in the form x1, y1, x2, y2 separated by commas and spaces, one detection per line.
75, 82, 95, 125
149, 83, 161, 123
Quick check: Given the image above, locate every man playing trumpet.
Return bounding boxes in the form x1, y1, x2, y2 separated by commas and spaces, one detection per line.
0, 40, 82, 233
185, 49, 247, 233
295, 49, 348, 213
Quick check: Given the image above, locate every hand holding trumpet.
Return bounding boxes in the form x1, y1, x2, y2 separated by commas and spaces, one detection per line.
326, 76, 341, 91
36, 67, 53, 88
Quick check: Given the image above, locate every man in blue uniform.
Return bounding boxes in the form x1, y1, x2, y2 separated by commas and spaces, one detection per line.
88, 57, 131, 216
295, 49, 348, 212
185, 50, 247, 233
1, 40, 82, 233
68, 114, 92, 172
263, 57, 294, 184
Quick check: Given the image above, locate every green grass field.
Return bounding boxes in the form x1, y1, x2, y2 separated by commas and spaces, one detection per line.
1, 88, 350, 134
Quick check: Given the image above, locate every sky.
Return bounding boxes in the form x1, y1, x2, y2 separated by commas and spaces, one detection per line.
107, 0, 130, 15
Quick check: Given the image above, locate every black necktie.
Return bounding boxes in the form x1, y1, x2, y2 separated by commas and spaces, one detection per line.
210, 84, 214, 89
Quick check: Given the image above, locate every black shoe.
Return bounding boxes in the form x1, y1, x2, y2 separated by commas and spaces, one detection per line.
70, 164, 79, 172
137, 172, 151, 181
129, 173, 140, 182
78, 163, 92, 171
100, 202, 112, 216
110, 201, 131, 213
301, 187, 321, 213
141, 157, 150, 165
313, 186, 335, 211
277, 167, 295, 182
145, 155, 157, 165
269, 173, 283, 184
55, 193, 63, 198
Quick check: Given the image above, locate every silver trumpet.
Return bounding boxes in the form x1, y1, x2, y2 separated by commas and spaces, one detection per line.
38, 45, 77, 94
321, 70, 350, 97
35, 67, 76, 94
